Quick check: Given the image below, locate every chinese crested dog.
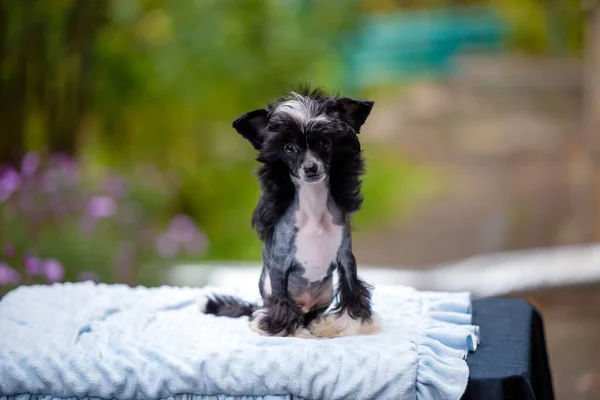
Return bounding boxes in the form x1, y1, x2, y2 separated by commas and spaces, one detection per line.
199, 87, 380, 338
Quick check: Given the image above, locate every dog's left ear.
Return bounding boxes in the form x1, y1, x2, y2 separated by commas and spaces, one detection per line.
232, 109, 269, 150
339, 98, 374, 133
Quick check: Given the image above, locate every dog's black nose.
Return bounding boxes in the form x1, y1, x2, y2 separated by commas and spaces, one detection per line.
303, 164, 318, 176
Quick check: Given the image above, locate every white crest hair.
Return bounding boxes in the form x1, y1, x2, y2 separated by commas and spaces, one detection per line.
275, 92, 329, 126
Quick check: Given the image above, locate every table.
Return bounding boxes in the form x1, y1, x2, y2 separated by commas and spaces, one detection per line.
463, 298, 555, 400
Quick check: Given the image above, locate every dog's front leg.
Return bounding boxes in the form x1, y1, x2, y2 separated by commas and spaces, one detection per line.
336, 250, 373, 321
310, 249, 380, 338
252, 266, 305, 337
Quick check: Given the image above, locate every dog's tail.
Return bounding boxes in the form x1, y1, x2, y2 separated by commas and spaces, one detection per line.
197, 294, 258, 318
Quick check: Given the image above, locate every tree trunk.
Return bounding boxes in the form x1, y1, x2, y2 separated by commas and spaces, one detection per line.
0, 0, 27, 165
0, 1, 108, 165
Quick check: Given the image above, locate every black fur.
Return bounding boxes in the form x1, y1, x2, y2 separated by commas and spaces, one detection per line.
302, 305, 331, 327
204, 294, 258, 318
251, 160, 295, 241
249, 86, 371, 240
333, 267, 373, 322
258, 293, 304, 336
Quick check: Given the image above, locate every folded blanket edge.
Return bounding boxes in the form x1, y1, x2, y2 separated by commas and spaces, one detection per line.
415, 292, 480, 400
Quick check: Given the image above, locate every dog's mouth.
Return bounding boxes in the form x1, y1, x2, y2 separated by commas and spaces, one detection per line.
301, 174, 326, 184
292, 171, 327, 185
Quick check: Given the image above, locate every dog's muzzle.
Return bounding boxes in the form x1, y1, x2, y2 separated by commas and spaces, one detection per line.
298, 151, 326, 183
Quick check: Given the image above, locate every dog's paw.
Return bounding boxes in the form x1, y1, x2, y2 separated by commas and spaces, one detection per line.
257, 294, 304, 335
249, 309, 269, 335
309, 312, 382, 338
308, 314, 344, 338
249, 308, 313, 338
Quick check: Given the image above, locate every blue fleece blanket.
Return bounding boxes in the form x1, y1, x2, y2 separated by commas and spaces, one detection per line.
0, 282, 479, 400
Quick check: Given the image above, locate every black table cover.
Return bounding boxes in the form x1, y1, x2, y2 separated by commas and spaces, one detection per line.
462, 298, 555, 400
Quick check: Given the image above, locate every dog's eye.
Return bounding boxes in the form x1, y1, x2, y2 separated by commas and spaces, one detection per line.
284, 143, 296, 154
319, 139, 332, 150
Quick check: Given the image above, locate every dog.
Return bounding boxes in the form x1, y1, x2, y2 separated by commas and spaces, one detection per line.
199, 87, 380, 338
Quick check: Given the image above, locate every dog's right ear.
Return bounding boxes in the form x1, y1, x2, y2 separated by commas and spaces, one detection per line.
232, 109, 269, 150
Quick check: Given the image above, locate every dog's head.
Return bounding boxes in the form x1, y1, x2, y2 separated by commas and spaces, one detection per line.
232, 88, 374, 184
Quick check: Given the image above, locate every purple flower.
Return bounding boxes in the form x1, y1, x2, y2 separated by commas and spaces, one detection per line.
43, 258, 64, 283
169, 215, 200, 242
76, 271, 100, 283
88, 196, 117, 218
5, 245, 15, 258
40, 170, 58, 192
156, 233, 179, 258
48, 153, 81, 184
21, 152, 40, 177
0, 168, 21, 202
0, 263, 21, 285
168, 214, 206, 255
25, 255, 43, 276
154, 215, 207, 258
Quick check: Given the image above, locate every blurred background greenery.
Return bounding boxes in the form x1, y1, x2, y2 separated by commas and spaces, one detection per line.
0, 0, 586, 288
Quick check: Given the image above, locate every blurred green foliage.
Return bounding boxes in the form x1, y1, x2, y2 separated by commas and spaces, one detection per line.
1, 0, 433, 264
491, 0, 584, 55
0, 0, 586, 269
89, 0, 364, 260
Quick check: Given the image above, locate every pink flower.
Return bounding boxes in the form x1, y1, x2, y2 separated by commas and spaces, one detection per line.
156, 233, 179, 258
49, 153, 80, 183
169, 215, 200, 243
0, 168, 21, 202
25, 255, 43, 276
155, 215, 207, 258
43, 258, 64, 283
88, 196, 117, 218
0, 263, 21, 285
21, 152, 40, 177
40, 170, 58, 192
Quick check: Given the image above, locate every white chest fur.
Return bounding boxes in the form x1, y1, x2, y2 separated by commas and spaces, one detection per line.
294, 181, 343, 282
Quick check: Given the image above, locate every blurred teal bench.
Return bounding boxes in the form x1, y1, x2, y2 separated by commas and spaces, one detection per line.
341, 6, 507, 92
